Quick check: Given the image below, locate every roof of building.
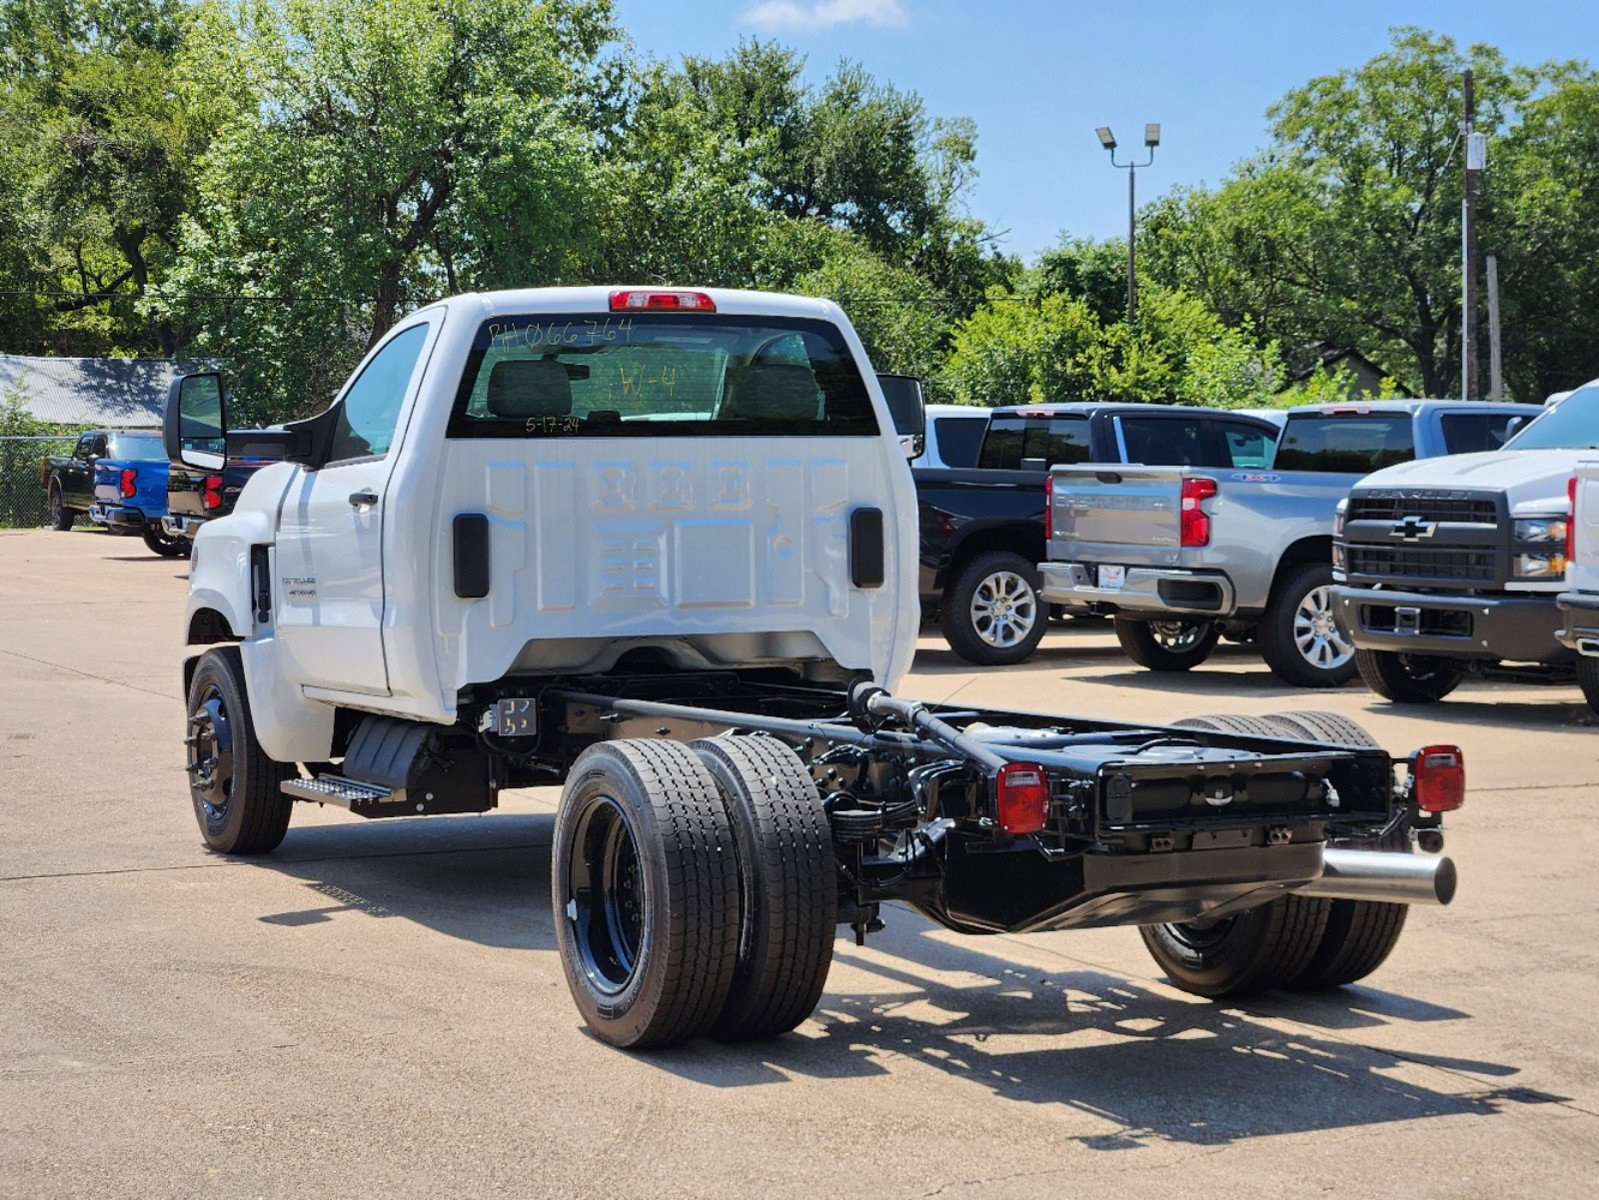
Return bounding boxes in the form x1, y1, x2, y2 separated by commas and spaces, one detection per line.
0, 354, 203, 428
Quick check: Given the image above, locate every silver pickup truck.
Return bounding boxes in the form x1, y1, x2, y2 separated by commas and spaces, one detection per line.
1038, 400, 1539, 687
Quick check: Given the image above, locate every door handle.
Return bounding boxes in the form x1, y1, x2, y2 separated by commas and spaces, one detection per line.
348, 489, 379, 509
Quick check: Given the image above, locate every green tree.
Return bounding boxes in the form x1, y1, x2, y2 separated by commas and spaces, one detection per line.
794, 235, 950, 381
940, 289, 1104, 407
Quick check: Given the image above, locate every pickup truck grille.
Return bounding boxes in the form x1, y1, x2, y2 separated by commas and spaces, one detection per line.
1346, 493, 1498, 525
1346, 546, 1497, 583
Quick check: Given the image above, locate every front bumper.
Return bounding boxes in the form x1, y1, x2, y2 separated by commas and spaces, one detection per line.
1334, 584, 1568, 664
1039, 561, 1235, 616
162, 514, 206, 539
88, 503, 147, 532
1557, 591, 1599, 657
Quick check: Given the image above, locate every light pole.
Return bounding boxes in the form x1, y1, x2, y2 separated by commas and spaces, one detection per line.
1096, 123, 1160, 330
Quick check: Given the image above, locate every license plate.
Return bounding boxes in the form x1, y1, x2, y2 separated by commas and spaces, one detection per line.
1097, 565, 1127, 590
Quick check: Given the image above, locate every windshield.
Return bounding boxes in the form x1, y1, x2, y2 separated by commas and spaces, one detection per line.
1502, 386, 1599, 450
448, 313, 878, 438
1274, 414, 1416, 472
108, 434, 164, 460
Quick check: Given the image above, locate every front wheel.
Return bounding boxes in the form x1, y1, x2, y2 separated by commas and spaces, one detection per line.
185, 646, 294, 854
142, 525, 190, 558
1114, 616, 1219, 672
1259, 562, 1357, 687
1355, 648, 1464, 704
940, 551, 1046, 666
48, 483, 74, 531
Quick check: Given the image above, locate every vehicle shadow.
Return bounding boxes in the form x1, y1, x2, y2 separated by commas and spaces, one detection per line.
642, 921, 1562, 1147
236, 809, 1562, 1147
1348, 696, 1596, 731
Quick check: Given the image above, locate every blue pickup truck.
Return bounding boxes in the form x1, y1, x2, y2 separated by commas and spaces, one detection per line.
41, 429, 188, 556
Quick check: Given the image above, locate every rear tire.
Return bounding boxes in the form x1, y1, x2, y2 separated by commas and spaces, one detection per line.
1259, 562, 1357, 687
1172, 713, 1284, 738
1257, 710, 1380, 747
48, 483, 73, 530
1115, 616, 1219, 672
552, 739, 740, 1049
185, 646, 294, 855
142, 525, 189, 557
691, 736, 836, 1041
940, 551, 1047, 666
1140, 894, 1329, 998
1355, 648, 1464, 703
1577, 657, 1599, 715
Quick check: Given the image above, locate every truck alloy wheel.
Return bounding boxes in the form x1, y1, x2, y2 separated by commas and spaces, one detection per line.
1292, 585, 1354, 672
48, 484, 72, 531
1114, 616, 1220, 671
941, 550, 1048, 666
1354, 649, 1464, 704
1259, 562, 1358, 688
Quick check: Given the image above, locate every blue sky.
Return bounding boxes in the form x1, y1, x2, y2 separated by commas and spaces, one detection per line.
610, 0, 1599, 262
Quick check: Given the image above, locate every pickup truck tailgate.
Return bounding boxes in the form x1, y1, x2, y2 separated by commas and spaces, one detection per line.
1052, 466, 1186, 554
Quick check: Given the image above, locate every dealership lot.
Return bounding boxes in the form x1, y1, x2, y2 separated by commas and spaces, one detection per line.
3, 528, 1597, 1199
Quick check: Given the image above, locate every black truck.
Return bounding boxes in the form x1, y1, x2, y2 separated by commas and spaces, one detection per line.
916, 403, 1281, 664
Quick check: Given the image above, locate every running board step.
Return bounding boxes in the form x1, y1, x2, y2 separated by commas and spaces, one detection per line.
282, 774, 407, 814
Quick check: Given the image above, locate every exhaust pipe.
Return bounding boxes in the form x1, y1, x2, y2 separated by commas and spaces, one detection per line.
1297, 848, 1457, 907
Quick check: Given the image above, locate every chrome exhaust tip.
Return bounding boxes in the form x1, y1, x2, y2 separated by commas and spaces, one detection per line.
1297, 848, 1457, 907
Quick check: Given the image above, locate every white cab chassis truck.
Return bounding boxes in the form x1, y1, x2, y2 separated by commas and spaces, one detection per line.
170, 287, 1461, 1048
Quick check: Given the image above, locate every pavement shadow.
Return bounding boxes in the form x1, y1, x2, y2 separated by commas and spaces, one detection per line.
1350, 696, 1595, 732
642, 921, 1561, 1148
244, 811, 557, 952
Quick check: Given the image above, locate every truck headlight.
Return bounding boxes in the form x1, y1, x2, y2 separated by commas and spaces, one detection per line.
1514, 552, 1567, 579
1514, 516, 1568, 544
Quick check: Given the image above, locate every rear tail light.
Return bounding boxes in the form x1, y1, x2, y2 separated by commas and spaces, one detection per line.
996, 762, 1051, 835
609, 289, 716, 312
1180, 477, 1218, 547
119, 467, 137, 498
1411, 745, 1465, 812
1043, 475, 1053, 541
1567, 476, 1578, 563
203, 474, 224, 511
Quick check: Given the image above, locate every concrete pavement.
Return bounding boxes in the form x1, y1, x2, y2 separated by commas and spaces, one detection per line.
3, 528, 1597, 1198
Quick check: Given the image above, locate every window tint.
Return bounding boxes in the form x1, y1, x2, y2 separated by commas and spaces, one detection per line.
73, 435, 94, 460
1502, 386, 1599, 450
932, 415, 988, 467
1439, 412, 1526, 454
979, 415, 1092, 470
448, 314, 877, 438
1119, 416, 1208, 466
1274, 414, 1416, 472
328, 324, 430, 461
1214, 420, 1277, 469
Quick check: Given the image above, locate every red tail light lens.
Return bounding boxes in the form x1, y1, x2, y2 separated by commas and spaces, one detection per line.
203, 474, 224, 511
1043, 474, 1054, 541
1180, 477, 1218, 547
1412, 745, 1465, 812
996, 762, 1051, 835
119, 467, 137, 498
1567, 476, 1578, 563
609, 289, 716, 312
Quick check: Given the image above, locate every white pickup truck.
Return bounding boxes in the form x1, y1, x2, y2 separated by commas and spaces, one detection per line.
1557, 456, 1599, 713
169, 286, 1460, 1049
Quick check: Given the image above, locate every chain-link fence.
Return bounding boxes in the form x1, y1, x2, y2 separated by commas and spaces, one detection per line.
1, 435, 76, 528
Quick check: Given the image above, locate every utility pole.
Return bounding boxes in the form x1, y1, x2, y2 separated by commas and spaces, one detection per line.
1462, 69, 1479, 401
1096, 124, 1160, 332
1486, 254, 1504, 402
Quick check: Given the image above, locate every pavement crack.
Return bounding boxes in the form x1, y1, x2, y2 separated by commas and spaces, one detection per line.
0, 645, 179, 702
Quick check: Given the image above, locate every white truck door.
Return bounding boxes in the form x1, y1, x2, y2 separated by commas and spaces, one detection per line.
275, 321, 435, 695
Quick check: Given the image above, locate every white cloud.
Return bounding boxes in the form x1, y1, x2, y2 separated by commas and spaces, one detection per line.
741, 0, 910, 34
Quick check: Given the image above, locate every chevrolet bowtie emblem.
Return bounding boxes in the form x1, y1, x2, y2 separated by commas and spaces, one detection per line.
1390, 515, 1438, 541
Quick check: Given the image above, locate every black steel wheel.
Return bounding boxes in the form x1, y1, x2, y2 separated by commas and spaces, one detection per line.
940, 551, 1047, 666
142, 525, 190, 557
1259, 562, 1358, 688
691, 735, 836, 1041
1115, 616, 1220, 672
552, 739, 740, 1049
1140, 894, 1329, 998
48, 483, 74, 531
185, 646, 293, 854
1355, 649, 1464, 704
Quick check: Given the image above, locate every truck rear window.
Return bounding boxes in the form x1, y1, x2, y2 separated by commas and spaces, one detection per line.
1274, 414, 1416, 472
979, 415, 1091, 470
447, 313, 878, 438
108, 434, 164, 460
933, 415, 987, 467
